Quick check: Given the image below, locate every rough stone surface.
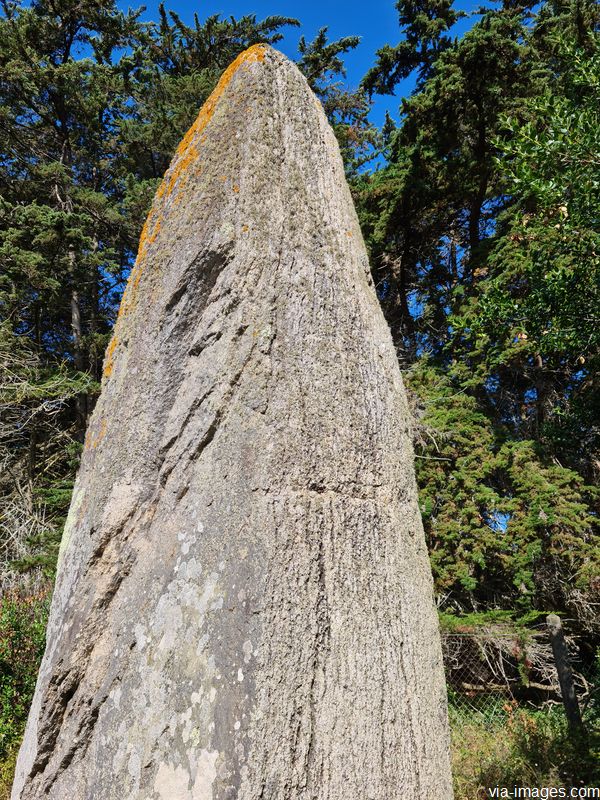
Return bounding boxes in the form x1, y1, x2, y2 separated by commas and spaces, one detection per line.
12, 45, 453, 800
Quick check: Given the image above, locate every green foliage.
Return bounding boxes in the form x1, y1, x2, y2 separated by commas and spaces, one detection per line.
0, 741, 19, 800
355, 0, 600, 633
473, 37, 600, 479
0, 590, 49, 758
438, 609, 547, 633
298, 28, 380, 174
362, 0, 467, 94
408, 363, 599, 617
356, 1, 544, 349
451, 704, 600, 798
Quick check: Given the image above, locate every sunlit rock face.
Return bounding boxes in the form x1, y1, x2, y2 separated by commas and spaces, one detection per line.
12, 45, 452, 800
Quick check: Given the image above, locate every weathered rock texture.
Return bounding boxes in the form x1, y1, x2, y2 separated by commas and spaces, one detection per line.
13, 45, 453, 800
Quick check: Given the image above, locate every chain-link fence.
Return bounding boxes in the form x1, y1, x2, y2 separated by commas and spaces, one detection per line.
442, 627, 599, 797
443, 627, 597, 718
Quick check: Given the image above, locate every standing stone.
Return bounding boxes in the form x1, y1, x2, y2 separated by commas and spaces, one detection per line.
12, 45, 452, 800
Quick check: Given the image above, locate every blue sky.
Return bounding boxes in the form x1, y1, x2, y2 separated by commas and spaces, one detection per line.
122, 0, 483, 126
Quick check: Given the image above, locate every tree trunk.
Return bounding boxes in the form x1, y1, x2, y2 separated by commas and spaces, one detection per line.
69, 257, 88, 435
13, 45, 452, 800
89, 259, 99, 381
56, 132, 89, 435
467, 105, 488, 259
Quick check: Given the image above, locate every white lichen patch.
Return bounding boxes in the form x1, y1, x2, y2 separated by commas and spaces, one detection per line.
153, 763, 191, 800
109, 685, 122, 709
242, 640, 253, 663
134, 624, 148, 650
196, 633, 209, 655
191, 750, 219, 800
158, 605, 183, 651
181, 708, 193, 743
178, 532, 197, 555
57, 486, 85, 567
128, 750, 141, 781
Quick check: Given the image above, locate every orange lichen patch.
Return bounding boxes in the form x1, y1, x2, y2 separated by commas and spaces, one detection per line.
160, 44, 268, 201
86, 418, 108, 450
107, 45, 269, 343
233, 184, 240, 193
114, 208, 163, 324
103, 335, 118, 378
241, 224, 249, 233
95, 418, 107, 447
127, 263, 143, 303
346, 230, 353, 237
155, 179, 167, 201
146, 213, 162, 247
164, 143, 200, 199
97, 419, 107, 444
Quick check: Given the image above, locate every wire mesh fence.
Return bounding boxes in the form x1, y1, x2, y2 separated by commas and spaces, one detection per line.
442, 627, 600, 798
442, 627, 599, 729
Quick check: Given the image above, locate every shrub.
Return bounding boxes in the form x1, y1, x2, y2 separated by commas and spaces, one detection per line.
0, 589, 50, 760
451, 702, 600, 799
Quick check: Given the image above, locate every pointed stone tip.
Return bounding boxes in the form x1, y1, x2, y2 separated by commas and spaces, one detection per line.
101, 42, 296, 373
236, 42, 286, 65
152, 43, 296, 208
170, 43, 287, 162
100, 42, 295, 375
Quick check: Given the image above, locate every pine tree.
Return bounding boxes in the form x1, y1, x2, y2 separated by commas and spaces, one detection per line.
298, 28, 379, 174
0, 0, 145, 574
355, 0, 600, 631
0, 1, 300, 576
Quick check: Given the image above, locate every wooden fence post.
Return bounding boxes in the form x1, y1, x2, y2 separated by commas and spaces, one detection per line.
546, 613, 584, 735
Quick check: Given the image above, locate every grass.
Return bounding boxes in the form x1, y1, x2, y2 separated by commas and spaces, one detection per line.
0, 741, 18, 800
451, 702, 600, 799
0, 590, 597, 797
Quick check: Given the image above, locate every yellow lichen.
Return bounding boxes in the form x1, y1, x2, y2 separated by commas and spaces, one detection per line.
103, 44, 268, 374
86, 418, 107, 449
112, 208, 163, 326
103, 335, 118, 378
155, 179, 167, 201
159, 44, 267, 201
